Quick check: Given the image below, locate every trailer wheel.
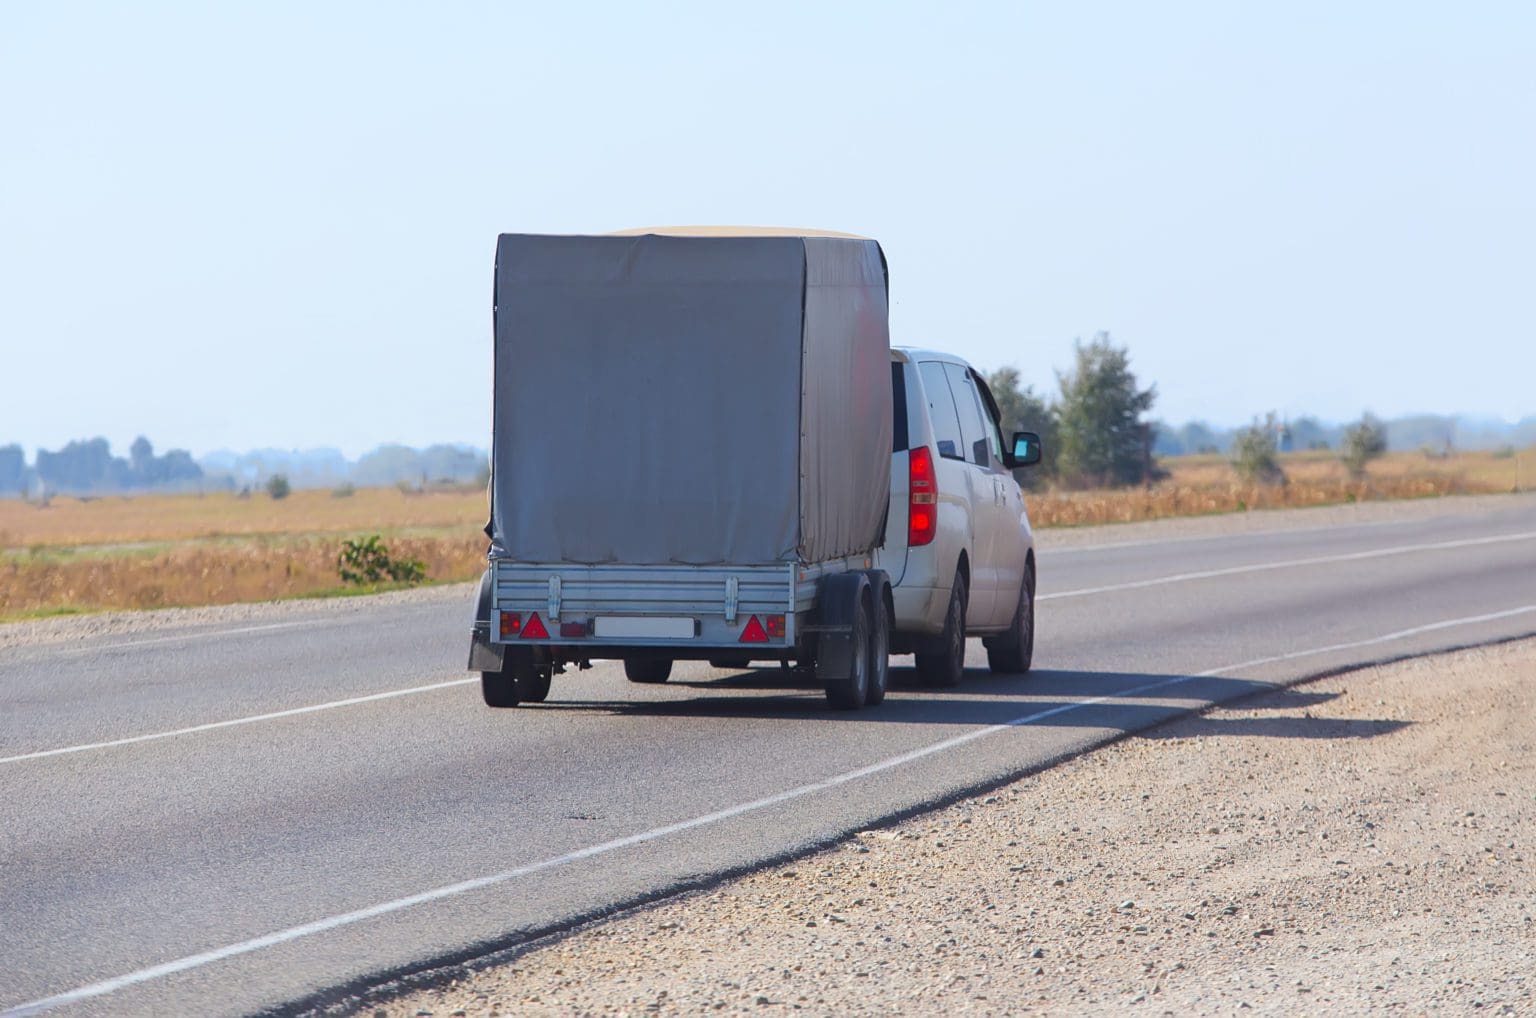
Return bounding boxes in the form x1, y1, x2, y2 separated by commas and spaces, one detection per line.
824, 595, 871, 710
482, 649, 551, 707
916, 572, 967, 687
624, 659, 673, 684
481, 669, 520, 708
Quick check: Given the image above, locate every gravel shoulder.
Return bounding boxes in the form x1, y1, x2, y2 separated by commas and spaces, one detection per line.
353, 638, 1536, 1017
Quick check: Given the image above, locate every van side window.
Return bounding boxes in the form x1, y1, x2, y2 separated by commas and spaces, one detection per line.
891, 362, 909, 453
918, 361, 965, 461
942, 362, 990, 467
969, 369, 1006, 465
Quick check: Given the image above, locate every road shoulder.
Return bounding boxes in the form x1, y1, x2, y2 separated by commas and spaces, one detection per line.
348, 637, 1536, 1017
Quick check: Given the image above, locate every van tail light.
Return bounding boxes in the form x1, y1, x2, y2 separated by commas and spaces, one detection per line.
908, 446, 938, 547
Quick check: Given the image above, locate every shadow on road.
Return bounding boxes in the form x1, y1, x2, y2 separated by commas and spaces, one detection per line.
522, 666, 1406, 739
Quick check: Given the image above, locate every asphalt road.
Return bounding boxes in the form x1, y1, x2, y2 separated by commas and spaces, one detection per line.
3, 495, 1535, 1016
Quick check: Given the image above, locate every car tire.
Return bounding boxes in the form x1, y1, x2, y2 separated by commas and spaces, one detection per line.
916, 572, 967, 688
624, 659, 672, 684
985, 562, 1035, 675
825, 594, 871, 710
864, 588, 890, 706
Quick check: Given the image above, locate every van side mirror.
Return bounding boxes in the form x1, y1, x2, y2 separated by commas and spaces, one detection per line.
1009, 431, 1043, 467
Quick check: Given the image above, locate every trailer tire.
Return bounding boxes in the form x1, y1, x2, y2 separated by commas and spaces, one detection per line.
482, 648, 551, 707
624, 659, 673, 684
481, 669, 520, 708
824, 594, 871, 710
916, 572, 967, 688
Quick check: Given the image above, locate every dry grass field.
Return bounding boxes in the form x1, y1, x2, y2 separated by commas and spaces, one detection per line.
0, 486, 486, 549
1027, 447, 1527, 527
1, 449, 1528, 620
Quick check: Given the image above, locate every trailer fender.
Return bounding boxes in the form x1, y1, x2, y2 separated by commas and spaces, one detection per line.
813, 572, 873, 684
467, 568, 505, 672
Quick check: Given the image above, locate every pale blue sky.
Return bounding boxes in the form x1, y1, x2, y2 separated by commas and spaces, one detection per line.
3, 1, 1532, 458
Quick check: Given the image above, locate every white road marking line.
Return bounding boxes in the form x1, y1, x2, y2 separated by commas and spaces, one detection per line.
7, 603, 1534, 1018
1038, 511, 1426, 554
13, 618, 334, 659
0, 678, 476, 766
7, 527, 1534, 767
1038, 529, 1536, 601
1190, 603, 1536, 677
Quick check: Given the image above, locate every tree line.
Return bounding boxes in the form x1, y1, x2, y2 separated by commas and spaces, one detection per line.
985, 332, 1397, 490
0, 437, 491, 499
0, 437, 202, 497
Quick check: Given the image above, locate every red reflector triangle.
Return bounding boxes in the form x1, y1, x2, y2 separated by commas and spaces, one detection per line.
739, 615, 768, 643
522, 612, 549, 639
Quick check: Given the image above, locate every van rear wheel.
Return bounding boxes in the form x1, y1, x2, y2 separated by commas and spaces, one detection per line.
985, 562, 1035, 675
624, 659, 673, 684
916, 573, 967, 688
864, 584, 890, 706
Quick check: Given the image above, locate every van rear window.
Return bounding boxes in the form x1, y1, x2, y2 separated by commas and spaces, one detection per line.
891, 362, 909, 452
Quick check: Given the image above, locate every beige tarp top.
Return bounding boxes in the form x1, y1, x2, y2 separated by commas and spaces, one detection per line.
608, 225, 869, 239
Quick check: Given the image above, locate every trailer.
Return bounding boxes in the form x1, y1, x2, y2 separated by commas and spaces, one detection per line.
467, 228, 894, 709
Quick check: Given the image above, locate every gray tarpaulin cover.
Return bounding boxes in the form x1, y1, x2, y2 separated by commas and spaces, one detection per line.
489, 230, 891, 566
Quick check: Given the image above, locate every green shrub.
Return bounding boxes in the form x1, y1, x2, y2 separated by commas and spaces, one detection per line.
266, 474, 291, 500
1231, 414, 1284, 485
1340, 416, 1388, 479
337, 535, 426, 585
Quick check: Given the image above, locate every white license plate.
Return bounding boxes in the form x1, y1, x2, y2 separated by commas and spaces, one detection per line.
593, 616, 696, 639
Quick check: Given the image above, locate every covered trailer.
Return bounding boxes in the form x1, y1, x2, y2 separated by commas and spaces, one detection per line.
468, 228, 894, 709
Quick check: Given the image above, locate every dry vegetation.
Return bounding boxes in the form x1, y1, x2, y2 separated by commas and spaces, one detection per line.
1, 450, 1528, 620
0, 486, 486, 549
1026, 448, 1524, 527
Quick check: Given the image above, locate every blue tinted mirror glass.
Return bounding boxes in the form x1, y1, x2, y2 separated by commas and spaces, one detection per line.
1011, 432, 1042, 466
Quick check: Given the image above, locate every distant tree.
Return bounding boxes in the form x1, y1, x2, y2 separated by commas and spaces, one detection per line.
158, 449, 203, 485
1288, 416, 1337, 452
1231, 413, 1285, 485
1340, 414, 1388, 479
353, 444, 424, 487
0, 444, 25, 495
266, 473, 291, 500
1151, 420, 1231, 457
129, 436, 153, 474
1054, 332, 1157, 487
985, 365, 1058, 487
34, 438, 131, 493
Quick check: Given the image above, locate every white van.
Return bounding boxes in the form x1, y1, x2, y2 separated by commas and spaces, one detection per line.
876, 347, 1043, 685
